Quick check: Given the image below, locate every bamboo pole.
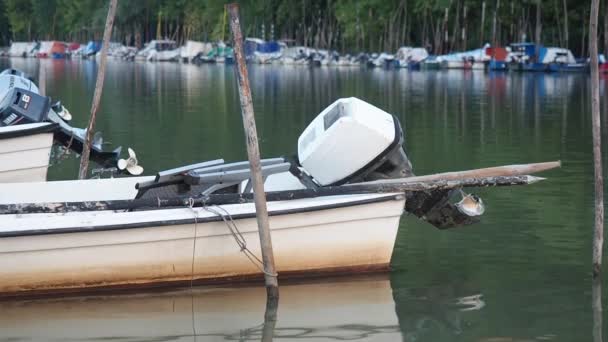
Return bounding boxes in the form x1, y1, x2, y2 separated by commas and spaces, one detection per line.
589, 0, 604, 278
227, 3, 279, 299
78, 0, 118, 179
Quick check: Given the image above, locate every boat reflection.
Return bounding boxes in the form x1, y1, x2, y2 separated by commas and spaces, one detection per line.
0, 275, 488, 342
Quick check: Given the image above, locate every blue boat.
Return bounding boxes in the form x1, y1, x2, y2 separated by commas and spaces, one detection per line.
244, 38, 282, 63
84, 41, 101, 57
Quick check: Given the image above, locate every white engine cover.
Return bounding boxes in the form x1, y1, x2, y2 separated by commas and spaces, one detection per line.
298, 97, 396, 186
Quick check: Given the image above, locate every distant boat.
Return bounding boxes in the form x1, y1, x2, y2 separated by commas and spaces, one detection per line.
136, 40, 180, 62
421, 56, 442, 70
367, 53, 395, 68
543, 48, 588, 72
36, 41, 66, 59
487, 47, 509, 71
180, 41, 212, 63
508, 43, 586, 72
83, 41, 101, 57
192, 42, 233, 64
244, 38, 282, 64
395, 47, 429, 70
437, 45, 490, 70
7, 42, 37, 58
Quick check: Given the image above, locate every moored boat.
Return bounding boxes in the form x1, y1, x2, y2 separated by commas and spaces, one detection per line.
0, 69, 125, 183
395, 47, 429, 69
0, 97, 557, 296
0, 123, 56, 183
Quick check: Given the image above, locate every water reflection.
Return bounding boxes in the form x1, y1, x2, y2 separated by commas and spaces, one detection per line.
0, 276, 492, 342
0, 59, 604, 340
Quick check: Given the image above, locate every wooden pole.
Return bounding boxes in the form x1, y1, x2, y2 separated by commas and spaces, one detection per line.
592, 277, 603, 342
78, 0, 118, 179
590, 0, 604, 278
227, 3, 279, 299
480, 1, 486, 45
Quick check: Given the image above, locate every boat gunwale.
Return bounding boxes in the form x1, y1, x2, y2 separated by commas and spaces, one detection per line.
0, 194, 403, 238
0, 122, 58, 140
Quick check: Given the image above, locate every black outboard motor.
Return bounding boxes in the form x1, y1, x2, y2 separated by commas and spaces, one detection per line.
0, 68, 126, 170
0, 88, 50, 126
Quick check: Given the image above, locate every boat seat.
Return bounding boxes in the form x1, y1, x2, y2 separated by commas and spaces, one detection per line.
134, 158, 290, 199
184, 158, 291, 196
134, 159, 225, 198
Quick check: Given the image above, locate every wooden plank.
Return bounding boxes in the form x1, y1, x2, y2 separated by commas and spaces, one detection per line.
0, 175, 544, 215
357, 161, 560, 185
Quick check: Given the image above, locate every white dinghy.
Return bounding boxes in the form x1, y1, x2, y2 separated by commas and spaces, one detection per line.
0, 97, 556, 296
0, 69, 125, 183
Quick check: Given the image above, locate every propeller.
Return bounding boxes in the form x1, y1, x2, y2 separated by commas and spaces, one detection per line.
455, 190, 485, 217
92, 131, 103, 150
117, 148, 144, 176
51, 101, 73, 122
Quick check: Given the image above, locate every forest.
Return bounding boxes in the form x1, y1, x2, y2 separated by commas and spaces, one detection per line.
0, 0, 604, 57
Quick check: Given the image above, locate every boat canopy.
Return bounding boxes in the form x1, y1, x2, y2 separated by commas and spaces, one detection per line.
84, 41, 101, 55
244, 38, 281, 56
539, 47, 576, 64
486, 47, 509, 61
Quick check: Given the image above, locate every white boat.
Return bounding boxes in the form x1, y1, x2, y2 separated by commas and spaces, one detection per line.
136, 40, 180, 62
0, 122, 55, 183
367, 53, 395, 68
180, 40, 212, 63
0, 97, 552, 296
7, 42, 37, 58
395, 47, 429, 68
438, 45, 490, 69
0, 97, 414, 295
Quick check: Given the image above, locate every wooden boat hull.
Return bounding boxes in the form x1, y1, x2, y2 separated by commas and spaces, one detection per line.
0, 123, 55, 183
0, 194, 404, 296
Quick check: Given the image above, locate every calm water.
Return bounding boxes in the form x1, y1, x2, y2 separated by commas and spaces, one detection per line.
1, 58, 606, 341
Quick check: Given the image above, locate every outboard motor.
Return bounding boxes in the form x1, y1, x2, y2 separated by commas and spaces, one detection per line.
0, 87, 50, 126
297, 97, 413, 186
0, 68, 128, 171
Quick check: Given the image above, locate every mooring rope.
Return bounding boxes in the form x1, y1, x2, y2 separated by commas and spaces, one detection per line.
187, 198, 198, 341
200, 203, 277, 277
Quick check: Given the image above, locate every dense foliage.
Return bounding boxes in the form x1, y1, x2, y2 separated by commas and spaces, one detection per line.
0, 0, 603, 56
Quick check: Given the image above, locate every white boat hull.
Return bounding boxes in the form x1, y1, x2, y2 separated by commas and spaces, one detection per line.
0, 123, 54, 183
0, 193, 404, 295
